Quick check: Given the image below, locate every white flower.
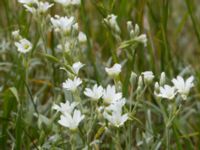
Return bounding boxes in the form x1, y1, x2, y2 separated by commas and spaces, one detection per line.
105, 63, 122, 77
58, 109, 84, 130
105, 98, 126, 112
78, 32, 87, 43
72, 62, 84, 74
51, 15, 75, 33
23, 1, 53, 14
103, 105, 128, 128
84, 84, 103, 101
102, 85, 122, 105
156, 85, 176, 100
15, 38, 32, 53
62, 77, 82, 92
142, 71, 154, 85
172, 76, 194, 100
36, 2, 54, 13
18, 0, 37, 5
53, 101, 78, 115
55, 0, 80, 6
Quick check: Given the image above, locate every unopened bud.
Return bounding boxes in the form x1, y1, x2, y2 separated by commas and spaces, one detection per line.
130, 71, 137, 86
154, 82, 160, 94
142, 71, 154, 85
134, 24, 140, 36
159, 72, 166, 86
138, 75, 143, 88
78, 32, 87, 43
127, 21, 133, 32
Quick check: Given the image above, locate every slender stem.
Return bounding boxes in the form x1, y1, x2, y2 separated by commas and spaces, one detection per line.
23, 54, 39, 114
165, 126, 170, 150
132, 86, 147, 113
70, 133, 76, 150
116, 129, 122, 150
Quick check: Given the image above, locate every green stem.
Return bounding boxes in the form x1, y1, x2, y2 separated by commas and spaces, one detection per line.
116, 129, 122, 150
70, 134, 76, 150
165, 126, 170, 150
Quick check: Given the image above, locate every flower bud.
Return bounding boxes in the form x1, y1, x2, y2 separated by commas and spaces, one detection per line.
130, 71, 137, 86
104, 14, 121, 34
130, 30, 135, 38
159, 72, 166, 86
134, 24, 140, 36
138, 75, 143, 88
105, 63, 122, 77
78, 32, 87, 43
127, 21, 133, 32
142, 71, 154, 85
154, 82, 160, 94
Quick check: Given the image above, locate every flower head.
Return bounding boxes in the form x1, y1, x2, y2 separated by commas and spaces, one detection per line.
53, 101, 78, 115
102, 85, 122, 105
58, 109, 84, 130
36, 2, 54, 13
103, 99, 128, 128
105, 63, 122, 77
15, 38, 32, 53
156, 85, 176, 100
62, 77, 82, 92
23, 1, 53, 14
105, 98, 126, 113
51, 15, 75, 33
172, 76, 194, 100
84, 84, 103, 101
72, 61, 84, 74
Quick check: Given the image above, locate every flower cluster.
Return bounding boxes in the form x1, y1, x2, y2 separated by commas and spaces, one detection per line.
50, 15, 76, 34
104, 14, 121, 34
18, 0, 53, 15
61, 61, 128, 128
83, 81, 129, 128
11, 2, 196, 148
154, 73, 194, 100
